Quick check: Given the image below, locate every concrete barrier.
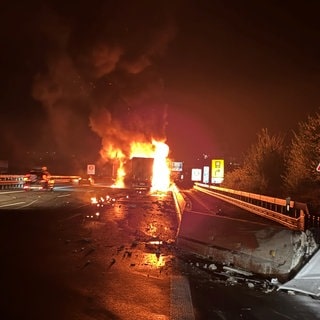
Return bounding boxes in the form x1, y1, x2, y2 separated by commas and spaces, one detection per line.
171, 184, 187, 222
176, 210, 318, 280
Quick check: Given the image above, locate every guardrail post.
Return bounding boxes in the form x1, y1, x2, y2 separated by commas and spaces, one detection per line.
298, 210, 305, 231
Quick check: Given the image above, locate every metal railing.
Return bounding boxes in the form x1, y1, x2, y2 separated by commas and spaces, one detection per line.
51, 175, 82, 183
194, 183, 309, 231
0, 175, 24, 190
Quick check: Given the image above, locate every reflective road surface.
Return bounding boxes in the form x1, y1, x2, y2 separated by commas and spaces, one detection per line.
0, 185, 319, 320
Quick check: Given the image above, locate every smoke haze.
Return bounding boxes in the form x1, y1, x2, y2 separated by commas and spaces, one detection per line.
29, 1, 177, 171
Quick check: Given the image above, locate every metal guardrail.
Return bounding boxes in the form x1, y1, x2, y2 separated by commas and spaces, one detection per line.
51, 175, 82, 183
0, 174, 81, 190
0, 175, 24, 190
194, 183, 309, 231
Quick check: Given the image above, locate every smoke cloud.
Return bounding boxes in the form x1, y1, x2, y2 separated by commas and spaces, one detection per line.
31, 1, 177, 171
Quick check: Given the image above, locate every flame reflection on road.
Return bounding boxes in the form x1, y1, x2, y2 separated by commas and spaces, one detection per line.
143, 252, 166, 268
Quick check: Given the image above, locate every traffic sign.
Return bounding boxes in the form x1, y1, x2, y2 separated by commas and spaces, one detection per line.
317, 163, 320, 172
87, 164, 95, 175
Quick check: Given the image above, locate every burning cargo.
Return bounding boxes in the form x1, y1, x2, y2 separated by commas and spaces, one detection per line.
130, 157, 154, 190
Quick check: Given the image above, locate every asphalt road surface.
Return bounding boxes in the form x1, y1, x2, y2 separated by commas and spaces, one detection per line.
0, 186, 319, 320
0, 187, 184, 320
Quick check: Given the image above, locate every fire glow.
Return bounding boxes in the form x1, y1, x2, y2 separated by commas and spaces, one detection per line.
131, 140, 171, 192
109, 140, 171, 192
151, 141, 170, 192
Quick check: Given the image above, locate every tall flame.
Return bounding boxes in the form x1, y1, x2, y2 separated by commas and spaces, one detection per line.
151, 140, 170, 192
100, 145, 126, 188
129, 140, 171, 192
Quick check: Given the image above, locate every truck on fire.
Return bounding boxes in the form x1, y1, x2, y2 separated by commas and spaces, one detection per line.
130, 157, 154, 190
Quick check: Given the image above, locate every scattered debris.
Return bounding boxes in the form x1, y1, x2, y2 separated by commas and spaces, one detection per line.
131, 241, 138, 248
79, 238, 92, 244
223, 266, 253, 277
117, 245, 125, 253
82, 260, 91, 268
226, 276, 238, 285
107, 258, 116, 270
123, 250, 132, 258
176, 251, 278, 293
85, 247, 95, 256
206, 263, 217, 271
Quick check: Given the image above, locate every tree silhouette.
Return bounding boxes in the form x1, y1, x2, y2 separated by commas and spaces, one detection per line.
223, 128, 285, 195
283, 110, 320, 206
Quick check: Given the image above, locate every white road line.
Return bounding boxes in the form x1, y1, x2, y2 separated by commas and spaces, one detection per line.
0, 202, 26, 208
18, 200, 38, 208
57, 193, 71, 198
0, 190, 24, 195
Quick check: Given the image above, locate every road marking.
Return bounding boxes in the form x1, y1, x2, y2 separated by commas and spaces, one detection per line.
57, 193, 71, 198
170, 275, 195, 320
59, 213, 83, 222
0, 202, 26, 208
18, 200, 38, 208
0, 190, 24, 194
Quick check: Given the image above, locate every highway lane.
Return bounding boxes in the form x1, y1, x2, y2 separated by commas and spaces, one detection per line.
0, 186, 191, 320
1, 186, 320, 319
0, 188, 85, 209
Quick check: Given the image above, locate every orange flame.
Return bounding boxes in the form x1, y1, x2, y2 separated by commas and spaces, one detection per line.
100, 145, 126, 187
151, 140, 170, 192
130, 141, 155, 158
129, 140, 171, 192
114, 162, 126, 188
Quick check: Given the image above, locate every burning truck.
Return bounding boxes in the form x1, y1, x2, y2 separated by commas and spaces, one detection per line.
109, 141, 171, 192
129, 157, 154, 190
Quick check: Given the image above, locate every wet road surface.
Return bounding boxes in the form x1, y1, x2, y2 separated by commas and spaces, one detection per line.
0, 187, 319, 319
0, 188, 182, 319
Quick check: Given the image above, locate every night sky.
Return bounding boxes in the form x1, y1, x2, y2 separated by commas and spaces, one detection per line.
1, 0, 320, 171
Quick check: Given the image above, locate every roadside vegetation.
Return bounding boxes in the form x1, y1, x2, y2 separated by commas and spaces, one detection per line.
222, 110, 320, 213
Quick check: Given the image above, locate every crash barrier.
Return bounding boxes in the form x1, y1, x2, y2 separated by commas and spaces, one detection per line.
51, 175, 82, 184
0, 175, 24, 190
194, 183, 309, 231
0, 174, 82, 190
171, 184, 188, 222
